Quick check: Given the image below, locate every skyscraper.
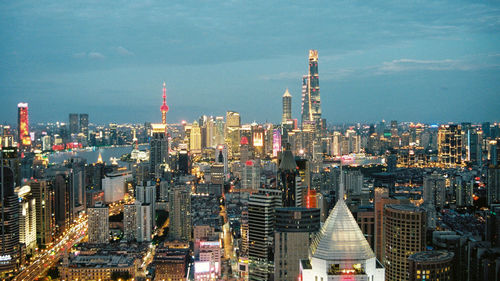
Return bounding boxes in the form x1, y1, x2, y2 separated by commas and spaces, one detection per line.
30, 179, 54, 247
16, 185, 37, 253
189, 121, 202, 153
274, 207, 320, 281
423, 173, 446, 229
225, 111, 241, 157
407, 251, 454, 281
168, 186, 191, 241
438, 124, 463, 167
17, 103, 31, 150
248, 188, 282, 281
136, 182, 156, 230
87, 202, 109, 244
79, 113, 89, 137
282, 88, 292, 124
69, 113, 79, 135
278, 144, 298, 207
384, 205, 426, 281
150, 123, 168, 179
301, 50, 321, 128
0, 165, 20, 277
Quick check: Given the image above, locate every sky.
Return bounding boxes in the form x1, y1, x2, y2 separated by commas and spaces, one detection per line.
1, 0, 499, 125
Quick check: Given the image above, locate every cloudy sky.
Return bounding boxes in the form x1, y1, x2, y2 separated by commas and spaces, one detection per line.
1, 0, 499, 125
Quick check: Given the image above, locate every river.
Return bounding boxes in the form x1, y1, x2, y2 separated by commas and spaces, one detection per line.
48, 145, 149, 166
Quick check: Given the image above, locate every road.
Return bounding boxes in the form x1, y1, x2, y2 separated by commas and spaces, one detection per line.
13, 215, 88, 281
220, 205, 238, 279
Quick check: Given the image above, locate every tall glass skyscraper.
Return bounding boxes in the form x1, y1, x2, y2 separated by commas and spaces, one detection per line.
301, 50, 322, 127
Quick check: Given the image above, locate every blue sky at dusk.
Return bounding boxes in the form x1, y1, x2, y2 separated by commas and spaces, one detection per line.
1, 0, 499, 124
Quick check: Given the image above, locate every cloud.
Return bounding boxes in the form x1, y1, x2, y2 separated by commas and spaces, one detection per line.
88, 52, 105, 59
116, 46, 134, 56
73, 52, 106, 59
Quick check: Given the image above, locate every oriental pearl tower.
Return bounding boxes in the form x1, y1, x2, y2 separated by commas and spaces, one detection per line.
161, 82, 169, 125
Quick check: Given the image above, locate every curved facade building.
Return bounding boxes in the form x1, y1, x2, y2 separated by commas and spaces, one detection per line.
408, 250, 454, 281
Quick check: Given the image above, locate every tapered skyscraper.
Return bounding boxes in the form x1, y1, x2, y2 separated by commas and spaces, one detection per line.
282, 88, 292, 123
301, 50, 322, 127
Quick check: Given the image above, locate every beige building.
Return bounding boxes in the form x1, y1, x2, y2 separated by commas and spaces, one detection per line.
87, 203, 109, 244
59, 254, 137, 281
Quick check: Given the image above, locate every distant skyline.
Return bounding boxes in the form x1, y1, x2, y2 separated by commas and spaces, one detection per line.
1, 0, 499, 125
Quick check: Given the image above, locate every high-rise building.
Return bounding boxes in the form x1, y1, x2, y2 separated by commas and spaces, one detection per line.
30, 179, 54, 247
79, 114, 89, 138
150, 123, 168, 179
226, 111, 241, 157
123, 203, 137, 241
438, 124, 463, 167
488, 165, 500, 205
384, 204, 426, 281
136, 203, 152, 242
282, 88, 292, 124
242, 160, 260, 191
300, 199, 385, 280
69, 113, 79, 135
160, 82, 169, 125
274, 207, 320, 281
189, 121, 202, 154
17, 102, 31, 150
87, 202, 109, 244
16, 185, 36, 253
136, 182, 156, 230
168, 186, 191, 241
248, 188, 282, 281
408, 251, 454, 281
423, 173, 446, 229
278, 144, 298, 207
0, 165, 20, 277
301, 50, 321, 128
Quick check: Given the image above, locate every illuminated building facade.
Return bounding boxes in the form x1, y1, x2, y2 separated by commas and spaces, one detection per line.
17, 103, 31, 150
160, 82, 169, 125
384, 205, 426, 281
278, 144, 298, 207
87, 202, 109, 244
150, 123, 168, 179
438, 124, 463, 167
79, 113, 88, 137
282, 88, 292, 124
190, 121, 202, 153
423, 173, 446, 229
226, 111, 241, 157
273, 129, 282, 157
408, 251, 454, 281
16, 185, 37, 253
168, 186, 191, 241
0, 166, 20, 277
301, 50, 321, 128
300, 199, 385, 281
30, 179, 54, 247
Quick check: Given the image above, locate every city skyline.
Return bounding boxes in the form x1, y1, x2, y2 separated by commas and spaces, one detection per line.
1, 1, 500, 124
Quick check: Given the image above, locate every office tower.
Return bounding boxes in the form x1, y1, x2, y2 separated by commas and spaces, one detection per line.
16, 185, 36, 253
374, 188, 410, 263
41, 135, 51, 151
248, 188, 282, 281
189, 121, 202, 153
53, 170, 72, 233
438, 124, 463, 167
214, 116, 225, 146
282, 88, 292, 124
17, 102, 31, 150
123, 204, 137, 241
136, 182, 156, 229
240, 136, 250, 164
215, 144, 228, 175
344, 169, 363, 196
242, 160, 260, 191
300, 199, 385, 280
136, 203, 152, 242
178, 149, 189, 175
278, 144, 298, 207
488, 164, 500, 205
240, 209, 249, 257
30, 180, 54, 247
408, 251, 454, 281
274, 207, 320, 281
482, 122, 491, 139
384, 205, 426, 281
160, 82, 169, 125
87, 202, 109, 244
168, 186, 191, 241
423, 173, 446, 229
79, 114, 89, 137
252, 125, 265, 158
356, 206, 375, 251
150, 123, 168, 179
226, 111, 241, 157
0, 166, 20, 276
69, 113, 79, 135
301, 50, 322, 127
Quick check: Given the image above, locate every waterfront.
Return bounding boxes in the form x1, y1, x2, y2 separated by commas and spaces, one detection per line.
48, 144, 148, 166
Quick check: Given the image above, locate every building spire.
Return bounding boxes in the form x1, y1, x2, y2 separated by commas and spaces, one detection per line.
160, 81, 169, 125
